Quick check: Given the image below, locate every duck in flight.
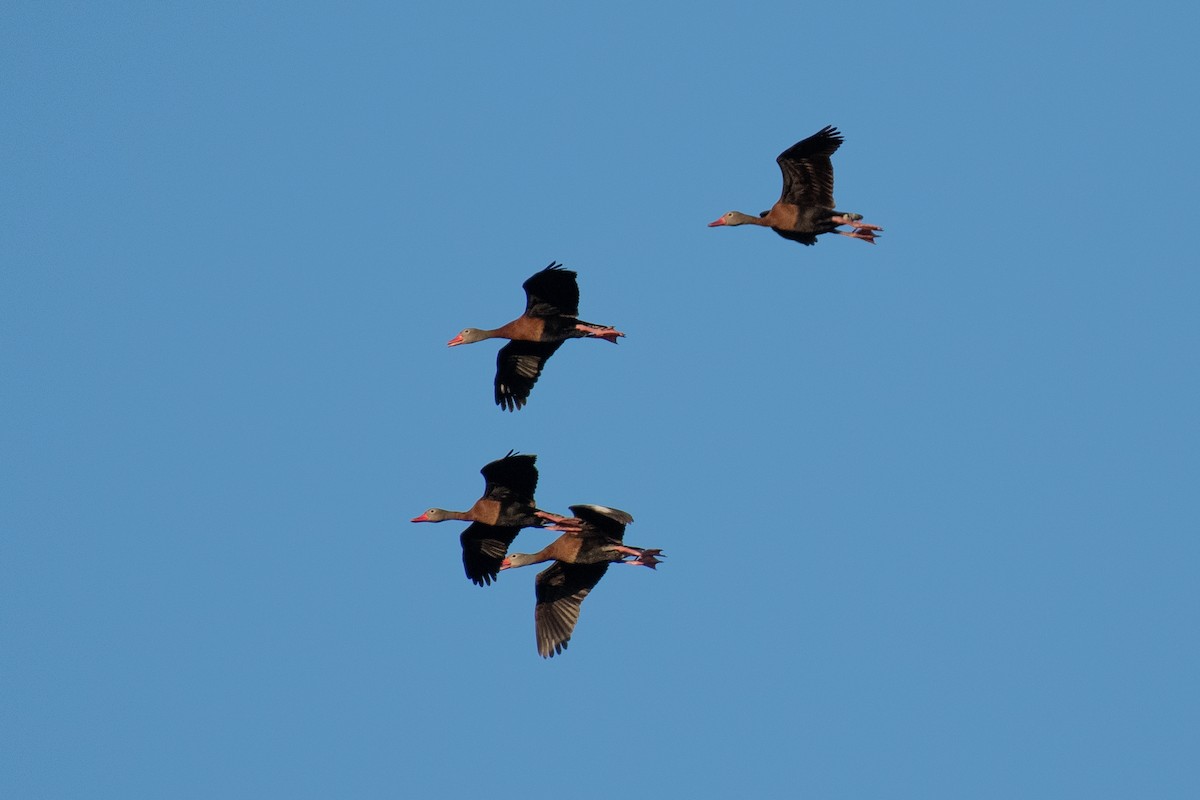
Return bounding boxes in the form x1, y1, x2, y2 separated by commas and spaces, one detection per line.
411, 451, 578, 586
501, 504, 662, 658
448, 263, 624, 411
708, 125, 882, 246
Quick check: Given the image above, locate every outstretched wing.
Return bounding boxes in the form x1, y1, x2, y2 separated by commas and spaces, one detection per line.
522, 262, 580, 318
776, 125, 843, 209
533, 561, 609, 658
460, 523, 522, 586
480, 451, 538, 503
567, 504, 633, 542
494, 340, 564, 412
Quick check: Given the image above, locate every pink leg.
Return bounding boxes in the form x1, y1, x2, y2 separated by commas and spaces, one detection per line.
538, 511, 584, 533
622, 548, 664, 569
535, 511, 574, 524
837, 230, 879, 244
619, 544, 667, 568
575, 324, 625, 343
830, 214, 883, 232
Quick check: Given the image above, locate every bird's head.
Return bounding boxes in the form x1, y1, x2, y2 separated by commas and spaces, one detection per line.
447, 328, 488, 347
708, 211, 755, 227
499, 553, 536, 570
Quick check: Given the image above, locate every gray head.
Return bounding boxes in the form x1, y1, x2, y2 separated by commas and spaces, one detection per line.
499, 552, 542, 570
708, 211, 759, 227
411, 508, 451, 523
447, 328, 491, 347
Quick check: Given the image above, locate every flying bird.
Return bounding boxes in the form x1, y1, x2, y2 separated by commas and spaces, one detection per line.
708, 125, 882, 245
411, 452, 576, 586
501, 504, 663, 658
448, 263, 625, 411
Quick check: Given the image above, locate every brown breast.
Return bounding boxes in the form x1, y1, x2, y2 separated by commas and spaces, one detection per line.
496, 316, 546, 342
763, 203, 800, 230
547, 534, 585, 563
467, 497, 502, 526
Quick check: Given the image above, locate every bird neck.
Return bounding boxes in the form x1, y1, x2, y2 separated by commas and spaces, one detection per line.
509, 548, 556, 568
730, 211, 768, 226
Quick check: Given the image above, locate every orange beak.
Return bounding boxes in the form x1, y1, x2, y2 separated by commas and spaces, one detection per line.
707, 216, 727, 227
411, 513, 430, 522
447, 334, 464, 347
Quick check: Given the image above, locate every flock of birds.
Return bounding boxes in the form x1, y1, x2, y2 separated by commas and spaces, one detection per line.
414, 125, 881, 657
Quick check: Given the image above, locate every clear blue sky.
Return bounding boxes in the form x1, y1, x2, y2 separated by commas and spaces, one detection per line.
3, 2, 1197, 798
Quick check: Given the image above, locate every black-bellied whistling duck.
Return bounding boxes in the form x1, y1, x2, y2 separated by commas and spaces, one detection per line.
708, 125, 882, 246
447, 262, 625, 411
500, 504, 663, 658
411, 451, 576, 586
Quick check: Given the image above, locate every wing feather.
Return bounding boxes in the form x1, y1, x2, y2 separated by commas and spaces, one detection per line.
521, 263, 580, 317
776, 125, 843, 209
533, 562, 609, 657
567, 504, 633, 541
479, 452, 538, 503
460, 523, 522, 586
494, 340, 564, 411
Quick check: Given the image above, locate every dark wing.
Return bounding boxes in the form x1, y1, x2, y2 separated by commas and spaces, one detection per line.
494, 340, 564, 412
522, 262, 580, 318
772, 228, 819, 246
567, 504, 633, 542
776, 125, 843, 209
460, 523, 522, 586
480, 451, 538, 503
533, 561, 609, 658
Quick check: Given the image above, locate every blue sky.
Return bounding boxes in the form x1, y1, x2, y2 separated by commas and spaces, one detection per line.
3, 1, 1197, 797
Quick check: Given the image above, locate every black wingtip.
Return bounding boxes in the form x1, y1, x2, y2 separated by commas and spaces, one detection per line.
495, 394, 527, 412
468, 570, 494, 587
817, 124, 843, 140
